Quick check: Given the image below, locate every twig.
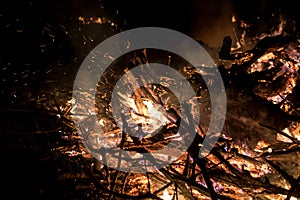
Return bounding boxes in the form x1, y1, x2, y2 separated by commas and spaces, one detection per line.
173, 183, 178, 200
265, 159, 296, 187
259, 123, 300, 144
286, 175, 300, 200
197, 158, 218, 200
153, 182, 173, 195
146, 172, 151, 194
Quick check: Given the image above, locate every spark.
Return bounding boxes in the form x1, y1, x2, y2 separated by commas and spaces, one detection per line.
232, 15, 236, 23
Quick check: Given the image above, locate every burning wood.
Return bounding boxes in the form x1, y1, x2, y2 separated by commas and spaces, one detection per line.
4, 3, 300, 199
46, 30, 300, 199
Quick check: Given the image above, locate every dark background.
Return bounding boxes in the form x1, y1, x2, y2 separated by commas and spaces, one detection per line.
1, 0, 300, 199
1, 0, 300, 68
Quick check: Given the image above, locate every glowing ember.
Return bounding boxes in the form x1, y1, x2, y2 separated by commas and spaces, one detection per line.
78, 16, 116, 27
248, 52, 276, 73
248, 42, 300, 104
254, 140, 270, 152
278, 122, 300, 142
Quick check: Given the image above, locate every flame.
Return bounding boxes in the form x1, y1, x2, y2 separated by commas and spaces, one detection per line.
160, 189, 172, 200
117, 92, 170, 136
130, 98, 169, 134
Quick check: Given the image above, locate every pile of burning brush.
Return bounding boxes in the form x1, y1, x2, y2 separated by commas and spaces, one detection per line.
27, 15, 299, 199
2, 1, 300, 199
62, 22, 300, 199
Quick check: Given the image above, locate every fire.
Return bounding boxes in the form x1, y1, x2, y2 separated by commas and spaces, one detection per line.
128, 97, 170, 135
247, 41, 300, 105
160, 189, 172, 200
